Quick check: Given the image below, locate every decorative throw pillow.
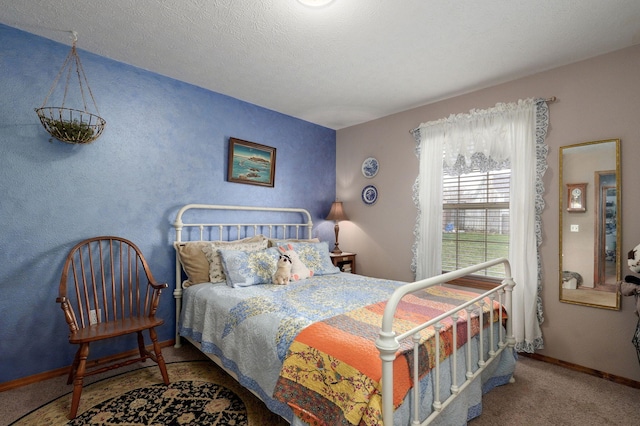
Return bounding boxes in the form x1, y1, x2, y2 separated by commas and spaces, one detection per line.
267, 237, 320, 248
218, 247, 281, 288
278, 244, 313, 281
174, 241, 211, 287
283, 242, 340, 276
200, 235, 268, 283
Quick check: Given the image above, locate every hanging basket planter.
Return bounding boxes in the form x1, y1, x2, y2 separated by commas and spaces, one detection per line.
35, 32, 106, 144
36, 107, 105, 144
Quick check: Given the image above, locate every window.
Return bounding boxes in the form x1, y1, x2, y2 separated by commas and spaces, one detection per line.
442, 169, 510, 279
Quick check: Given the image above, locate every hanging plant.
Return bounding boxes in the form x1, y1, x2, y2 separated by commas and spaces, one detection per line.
35, 31, 106, 144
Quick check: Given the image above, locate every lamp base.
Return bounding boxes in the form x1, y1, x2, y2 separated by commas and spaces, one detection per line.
332, 223, 343, 254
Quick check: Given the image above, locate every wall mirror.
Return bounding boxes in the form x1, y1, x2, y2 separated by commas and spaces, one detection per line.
559, 138, 621, 309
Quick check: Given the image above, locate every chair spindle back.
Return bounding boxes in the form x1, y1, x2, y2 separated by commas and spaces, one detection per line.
59, 236, 162, 331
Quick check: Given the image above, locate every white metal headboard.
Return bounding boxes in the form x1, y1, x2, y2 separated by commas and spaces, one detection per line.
172, 204, 313, 346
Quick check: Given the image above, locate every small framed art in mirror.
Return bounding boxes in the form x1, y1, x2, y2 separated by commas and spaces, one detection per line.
566, 183, 587, 212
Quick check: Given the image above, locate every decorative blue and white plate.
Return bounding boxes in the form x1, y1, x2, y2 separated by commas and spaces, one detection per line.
361, 157, 379, 178
362, 185, 378, 205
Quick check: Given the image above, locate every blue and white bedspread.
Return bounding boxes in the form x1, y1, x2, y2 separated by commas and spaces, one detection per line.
179, 273, 516, 424
180, 273, 399, 418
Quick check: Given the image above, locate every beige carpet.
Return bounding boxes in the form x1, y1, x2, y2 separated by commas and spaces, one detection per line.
3, 343, 287, 426
3, 343, 639, 426
8, 360, 287, 426
10, 361, 286, 426
469, 355, 639, 426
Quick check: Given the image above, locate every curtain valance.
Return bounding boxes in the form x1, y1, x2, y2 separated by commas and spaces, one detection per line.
411, 99, 535, 170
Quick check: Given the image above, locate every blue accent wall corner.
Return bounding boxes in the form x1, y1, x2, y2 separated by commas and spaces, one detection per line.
0, 24, 336, 383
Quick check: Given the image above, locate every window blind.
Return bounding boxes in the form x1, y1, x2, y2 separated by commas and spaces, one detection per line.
442, 169, 510, 277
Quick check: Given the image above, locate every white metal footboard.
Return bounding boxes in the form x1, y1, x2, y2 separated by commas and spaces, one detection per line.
375, 258, 515, 425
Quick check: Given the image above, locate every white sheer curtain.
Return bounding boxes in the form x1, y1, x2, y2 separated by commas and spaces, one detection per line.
413, 124, 444, 280
411, 98, 548, 352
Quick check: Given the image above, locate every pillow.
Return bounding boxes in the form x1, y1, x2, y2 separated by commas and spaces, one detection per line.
282, 242, 340, 276
200, 236, 268, 283
174, 241, 211, 287
278, 244, 313, 281
267, 237, 320, 248
175, 235, 267, 287
218, 247, 281, 288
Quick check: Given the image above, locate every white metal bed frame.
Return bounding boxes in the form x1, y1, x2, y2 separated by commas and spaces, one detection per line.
376, 258, 515, 425
172, 204, 516, 425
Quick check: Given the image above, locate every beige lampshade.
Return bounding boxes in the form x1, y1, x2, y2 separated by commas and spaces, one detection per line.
326, 201, 348, 222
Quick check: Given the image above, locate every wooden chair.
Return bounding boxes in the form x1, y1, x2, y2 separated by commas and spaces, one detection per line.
57, 236, 170, 419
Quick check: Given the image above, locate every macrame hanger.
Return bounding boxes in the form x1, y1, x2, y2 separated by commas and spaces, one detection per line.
34, 29, 106, 144
39, 30, 100, 115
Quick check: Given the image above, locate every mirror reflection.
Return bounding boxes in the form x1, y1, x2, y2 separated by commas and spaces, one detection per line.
560, 139, 621, 310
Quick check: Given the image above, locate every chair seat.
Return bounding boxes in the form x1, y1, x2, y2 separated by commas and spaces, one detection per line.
69, 316, 164, 344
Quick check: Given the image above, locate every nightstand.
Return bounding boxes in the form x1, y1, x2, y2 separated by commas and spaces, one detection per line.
330, 252, 356, 274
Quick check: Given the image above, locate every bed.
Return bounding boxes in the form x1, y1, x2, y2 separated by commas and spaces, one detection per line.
173, 204, 516, 425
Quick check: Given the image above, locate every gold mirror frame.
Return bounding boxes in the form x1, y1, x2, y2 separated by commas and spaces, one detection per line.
559, 139, 621, 310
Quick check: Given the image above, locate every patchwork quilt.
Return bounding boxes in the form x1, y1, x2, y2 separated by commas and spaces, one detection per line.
179, 274, 511, 424
272, 286, 504, 426
179, 273, 403, 418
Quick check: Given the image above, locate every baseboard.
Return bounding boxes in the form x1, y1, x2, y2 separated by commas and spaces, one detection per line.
0, 339, 175, 393
521, 352, 640, 389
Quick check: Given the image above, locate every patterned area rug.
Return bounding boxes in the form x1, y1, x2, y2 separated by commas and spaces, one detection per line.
11, 361, 287, 426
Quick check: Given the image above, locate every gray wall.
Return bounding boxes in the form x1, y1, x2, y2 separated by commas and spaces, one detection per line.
336, 44, 640, 382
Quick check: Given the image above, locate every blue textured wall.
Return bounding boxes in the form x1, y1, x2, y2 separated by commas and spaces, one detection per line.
0, 24, 336, 383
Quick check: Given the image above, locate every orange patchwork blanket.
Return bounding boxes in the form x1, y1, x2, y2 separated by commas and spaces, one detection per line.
273, 285, 504, 426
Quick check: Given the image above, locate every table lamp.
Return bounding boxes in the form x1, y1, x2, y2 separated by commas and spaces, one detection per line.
326, 201, 348, 254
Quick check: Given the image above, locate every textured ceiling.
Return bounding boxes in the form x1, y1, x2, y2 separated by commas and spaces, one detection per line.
2, 0, 640, 129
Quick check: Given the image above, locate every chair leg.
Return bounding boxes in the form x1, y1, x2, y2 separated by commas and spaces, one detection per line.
149, 327, 170, 385
69, 343, 90, 419
136, 331, 147, 361
67, 348, 81, 385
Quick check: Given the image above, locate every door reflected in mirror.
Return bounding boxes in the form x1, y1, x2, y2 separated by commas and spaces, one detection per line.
559, 139, 621, 310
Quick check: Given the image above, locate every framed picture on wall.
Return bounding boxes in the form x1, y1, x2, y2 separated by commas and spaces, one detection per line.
566, 183, 587, 212
227, 137, 276, 187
